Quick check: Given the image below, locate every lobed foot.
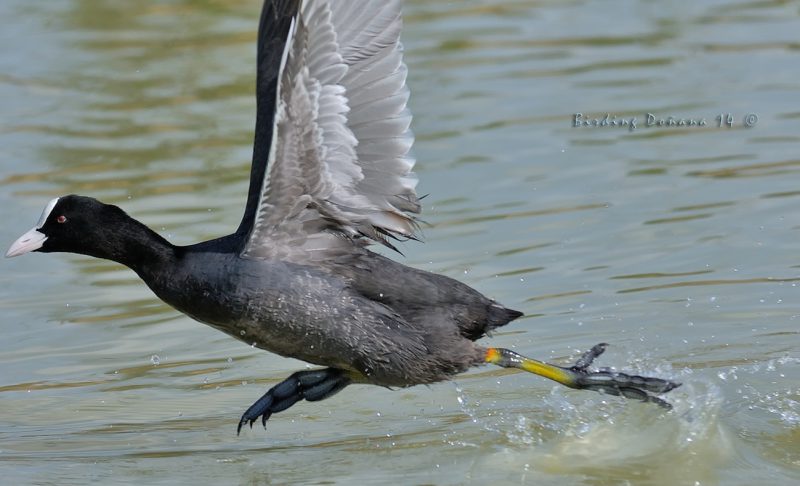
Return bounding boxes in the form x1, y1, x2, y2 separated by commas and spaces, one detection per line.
567, 343, 681, 409
237, 368, 350, 434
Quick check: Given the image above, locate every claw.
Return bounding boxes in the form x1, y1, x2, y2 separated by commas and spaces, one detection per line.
236, 417, 248, 436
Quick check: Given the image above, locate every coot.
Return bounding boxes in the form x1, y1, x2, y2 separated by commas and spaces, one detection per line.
7, 0, 679, 433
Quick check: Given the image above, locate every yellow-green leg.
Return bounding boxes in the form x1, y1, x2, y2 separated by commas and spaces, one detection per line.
485, 343, 679, 409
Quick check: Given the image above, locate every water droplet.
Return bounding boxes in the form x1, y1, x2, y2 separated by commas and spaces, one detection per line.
240, 330, 246, 336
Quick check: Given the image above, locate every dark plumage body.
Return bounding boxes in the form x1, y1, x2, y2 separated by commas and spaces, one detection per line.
7, 0, 679, 432
98, 214, 520, 387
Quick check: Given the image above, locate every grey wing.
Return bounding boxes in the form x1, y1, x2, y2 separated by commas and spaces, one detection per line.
242, 0, 419, 261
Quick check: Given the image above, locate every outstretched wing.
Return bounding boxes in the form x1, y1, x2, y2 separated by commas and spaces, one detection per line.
241, 0, 419, 261
237, 0, 301, 242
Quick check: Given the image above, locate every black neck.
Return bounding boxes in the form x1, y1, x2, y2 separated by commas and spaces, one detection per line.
119, 222, 179, 279
82, 214, 180, 281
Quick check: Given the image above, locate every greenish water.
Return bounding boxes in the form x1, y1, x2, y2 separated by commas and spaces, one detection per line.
1, 0, 799, 484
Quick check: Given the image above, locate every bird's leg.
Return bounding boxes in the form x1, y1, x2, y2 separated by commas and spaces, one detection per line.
484, 343, 680, 409
237, 367, 350, 434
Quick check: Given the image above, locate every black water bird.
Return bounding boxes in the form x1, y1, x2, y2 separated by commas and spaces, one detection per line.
6, 0, 679, 434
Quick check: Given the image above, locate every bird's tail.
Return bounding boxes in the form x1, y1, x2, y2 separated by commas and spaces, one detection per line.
485, 303, 523, 334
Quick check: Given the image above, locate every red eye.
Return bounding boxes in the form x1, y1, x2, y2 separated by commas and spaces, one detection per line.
56, 215, 67, 223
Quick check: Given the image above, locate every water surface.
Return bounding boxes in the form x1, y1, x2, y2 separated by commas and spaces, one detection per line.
1, 0, 799, 484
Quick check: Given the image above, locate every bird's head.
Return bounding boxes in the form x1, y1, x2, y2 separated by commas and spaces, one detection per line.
6, 195, 130, 259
